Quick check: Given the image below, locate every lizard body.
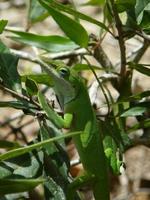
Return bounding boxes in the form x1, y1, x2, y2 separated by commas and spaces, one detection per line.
54, 67, 110, 200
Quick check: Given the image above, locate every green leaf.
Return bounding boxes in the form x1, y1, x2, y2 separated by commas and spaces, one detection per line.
121, 106, 147, 117
9, 152, 43, 178
0, 193, 28, 199
40, 124, 68, 164
0, 101, 37, 111
124, 90, 150, 101
135, 0, 150, 24
41, 128, 73, 198
41, 0, 111, 34
0, 164, 12, 180
40, 56, 66, 69
0, 40, 10, 53
38, 0, 89, 47
6, 30, 78, 52
25, 78, 38, 96
0, 20, 8, 34
0, 151, 43, 179
28, 0, 48, 23
0, 178, 44, 195
129, 63, 150, 76
0, 151, 43, 199
21, 73, 54, 86
40, 123, 70, 198
44, 177, 66, 200
0, 141, 20, 149
0, 131, 81, 161
115, 0, 136, 12
139, 10, 150, 33
72, 63, 103, 72
84, 0, 105, 6
0, 53, 22, 93
112, 91, 150, 109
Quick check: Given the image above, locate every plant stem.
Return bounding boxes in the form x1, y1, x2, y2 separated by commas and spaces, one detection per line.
0, 83, 40, 109
109, 0, 126, 77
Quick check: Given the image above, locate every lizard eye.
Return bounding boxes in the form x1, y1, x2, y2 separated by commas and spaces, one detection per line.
59, 67, 70, 78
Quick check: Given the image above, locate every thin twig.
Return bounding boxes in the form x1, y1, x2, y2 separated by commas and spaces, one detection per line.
135, 30, 150, 42
133, 40, 150, 63
0, 84, 29, 102
83, 56, 111, 115
0, 84, 40, 108
110, 0, 126, 77
89, 34, 114, 71
129, 138, 150, 148
115, 39, 149, 68
93, 45, 114, 71
10, 48, 88, 60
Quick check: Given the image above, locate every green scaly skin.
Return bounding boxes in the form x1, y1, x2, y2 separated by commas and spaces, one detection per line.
55, 67, 110, 200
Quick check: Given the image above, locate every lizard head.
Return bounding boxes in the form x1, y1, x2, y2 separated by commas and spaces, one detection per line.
57, 66, 80, 91
54, 66, 80, 108
57, 66, 80, 90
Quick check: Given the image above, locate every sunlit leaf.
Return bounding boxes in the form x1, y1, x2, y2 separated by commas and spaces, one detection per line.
0, 131, 81, 161
135, 0, 150, 24
38, 0, 89, 47
84, 0, 105, 6
0, 40, 10, 53
21, 73, 54, 86
0, 178, 44, 195
0, 20, 8, 34
121, 106, 147, 117
41, 0, 111, 34
28, 0, 48, 23
6, 30, 78, 52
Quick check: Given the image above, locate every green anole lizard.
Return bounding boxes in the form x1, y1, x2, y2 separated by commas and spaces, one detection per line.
39, 65, 110, 200
0, 58, 111, 199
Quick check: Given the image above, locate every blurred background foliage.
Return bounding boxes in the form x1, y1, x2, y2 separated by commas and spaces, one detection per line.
0, 0, 150, 199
